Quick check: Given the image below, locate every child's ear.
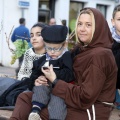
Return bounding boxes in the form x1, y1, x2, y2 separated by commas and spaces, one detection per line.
111, 19, 115, 26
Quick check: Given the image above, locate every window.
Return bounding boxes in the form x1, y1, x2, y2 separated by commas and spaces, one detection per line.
68, 1, 84, 49
38, 0, 55, 23
97, 4, 107, 18
69, 2, 84, 32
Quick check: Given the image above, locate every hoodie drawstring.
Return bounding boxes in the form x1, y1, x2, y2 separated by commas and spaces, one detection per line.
87, 104, 95, 120
86, 102, 113, 120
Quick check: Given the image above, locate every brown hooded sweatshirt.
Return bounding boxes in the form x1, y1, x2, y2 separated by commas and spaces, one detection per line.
52, 8, 117, 120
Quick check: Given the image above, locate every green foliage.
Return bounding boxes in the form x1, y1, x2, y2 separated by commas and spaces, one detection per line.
10, 39, 29, 65
69, 19, 76, 32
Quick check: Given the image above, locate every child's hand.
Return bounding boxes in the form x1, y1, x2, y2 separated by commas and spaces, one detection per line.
41, 64, 56, 83
34, 79, 41, 86
34, 75, 48, 86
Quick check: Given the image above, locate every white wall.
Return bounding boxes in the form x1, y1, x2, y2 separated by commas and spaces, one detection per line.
55, 0, 70, 26
28, 0, 39, 28
0, 0, 38, 68
0, 0, 4, 64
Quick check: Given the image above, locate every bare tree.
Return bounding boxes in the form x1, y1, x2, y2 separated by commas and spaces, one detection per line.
5, 25, 15, 53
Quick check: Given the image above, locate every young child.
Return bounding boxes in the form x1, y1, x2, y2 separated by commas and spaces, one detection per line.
111, 4, 120, 110
28, 25, 74, 120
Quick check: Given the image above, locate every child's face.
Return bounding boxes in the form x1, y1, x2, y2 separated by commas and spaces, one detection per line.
112, 11, 120, 35
44, 42, 66, 59
30, 26, 44, 50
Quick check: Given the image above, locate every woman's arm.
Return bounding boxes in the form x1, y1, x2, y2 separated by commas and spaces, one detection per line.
42, 55, 107, 109
52, 64, 106, 110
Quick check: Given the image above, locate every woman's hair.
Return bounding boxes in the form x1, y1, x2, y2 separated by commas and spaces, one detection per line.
75, 8, 95, 46
31, 22, 48, 29
112, 5, 120, 18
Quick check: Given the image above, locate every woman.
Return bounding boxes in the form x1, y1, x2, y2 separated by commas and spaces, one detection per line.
10, 7, 117, 120
17, 22, 46, 80
0, 22, 47, 105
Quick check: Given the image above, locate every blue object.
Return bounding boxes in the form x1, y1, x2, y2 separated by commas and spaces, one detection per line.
115, 89, 120, 110
11, 25, 30, 43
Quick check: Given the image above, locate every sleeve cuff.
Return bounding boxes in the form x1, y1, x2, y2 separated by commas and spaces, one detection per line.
52, 78, 58, 88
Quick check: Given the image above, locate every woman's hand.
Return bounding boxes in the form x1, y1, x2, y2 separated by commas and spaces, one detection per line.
35, 75, 48, 86
41, 64, 56, 83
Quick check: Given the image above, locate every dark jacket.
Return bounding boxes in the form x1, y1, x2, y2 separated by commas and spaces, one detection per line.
28, 51, 74, 90
0, 79, 28, 106
112, 40, 120, 89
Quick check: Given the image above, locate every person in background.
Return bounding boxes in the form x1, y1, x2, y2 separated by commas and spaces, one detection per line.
61, 19, 66, 26
28, 25, 74, 120
10, 7, 117, 120
111, 4, 120, 110
11, 18, 31, 76
11, 18, 30, 43
49, 18, 56, 25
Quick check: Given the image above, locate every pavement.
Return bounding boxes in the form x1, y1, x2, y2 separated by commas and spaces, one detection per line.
0, 66, 16, 77
0, 65, 120, 119
0, 66, 16, 119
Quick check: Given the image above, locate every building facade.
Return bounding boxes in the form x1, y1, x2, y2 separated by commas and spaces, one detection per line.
0, 0, 119, 68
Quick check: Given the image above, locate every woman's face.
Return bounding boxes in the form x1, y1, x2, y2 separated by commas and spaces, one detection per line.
77, 13, 93, 45
30, 26, 44, 50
